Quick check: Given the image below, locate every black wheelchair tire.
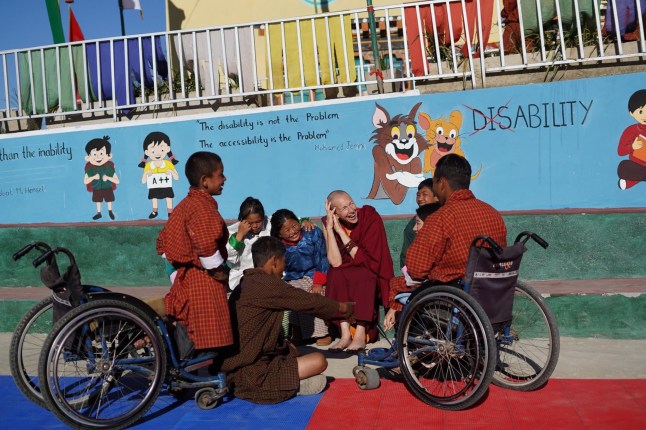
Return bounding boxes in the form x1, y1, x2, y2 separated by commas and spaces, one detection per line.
492, 281, 560, 391
9, 296, 54, 408
38, 298, 167, 430
396, 285, 497, 410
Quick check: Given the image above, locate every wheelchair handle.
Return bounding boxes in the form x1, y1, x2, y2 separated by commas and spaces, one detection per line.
56, 247, 77, 266
13, 242, 52, 261
32, 250, 54, 267
514, 231, 549, 249
32, 247, 77, 268
532, 233, 549, 249
471, 235, 504, 254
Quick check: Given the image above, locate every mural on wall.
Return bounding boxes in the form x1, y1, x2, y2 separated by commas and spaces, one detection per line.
0, 72, 644, 225
617, 89, 646, 190
83, 136, 119, 221
366, 102, 428, 205
138, 131, 180, 219
365, 102, 486, 207
419, 109, 481, 179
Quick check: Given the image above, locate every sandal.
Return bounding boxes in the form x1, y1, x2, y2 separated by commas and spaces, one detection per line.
316, 335, 333, 346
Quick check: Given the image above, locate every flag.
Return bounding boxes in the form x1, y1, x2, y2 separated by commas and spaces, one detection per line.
69, 8, 85, 104
121, 0, 141, 10
121, 0, 144, 18
45, 0, 66, 43
69, 8, 85, 42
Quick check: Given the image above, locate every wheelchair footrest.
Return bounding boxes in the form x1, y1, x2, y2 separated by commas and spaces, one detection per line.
359, 347, 399, 368
184, 358, 213, 373
363, 347, 393, 362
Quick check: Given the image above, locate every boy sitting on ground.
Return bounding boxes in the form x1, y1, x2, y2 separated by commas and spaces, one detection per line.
221, 236, 354, 404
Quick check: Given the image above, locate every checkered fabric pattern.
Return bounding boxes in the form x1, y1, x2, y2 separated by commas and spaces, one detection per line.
288, 276, 329, 338
387, 275, 410, 311
157, 188, 233, 350
222, 269, 339, 404
407, 189, 507, 283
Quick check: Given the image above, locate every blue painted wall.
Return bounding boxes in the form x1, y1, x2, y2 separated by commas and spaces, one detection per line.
0, 72, 644, 223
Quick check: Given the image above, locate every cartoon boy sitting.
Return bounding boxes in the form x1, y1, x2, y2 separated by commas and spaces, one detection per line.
84, 136, 120, 220
618, 89, 646, 190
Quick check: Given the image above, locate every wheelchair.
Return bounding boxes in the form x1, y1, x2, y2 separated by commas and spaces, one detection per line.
9, 242, 107, 408
10, 243, 228, 430
352, 231, 560, 411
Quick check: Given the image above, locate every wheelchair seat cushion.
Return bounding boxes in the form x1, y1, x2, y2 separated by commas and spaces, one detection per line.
394, 292, 412, 305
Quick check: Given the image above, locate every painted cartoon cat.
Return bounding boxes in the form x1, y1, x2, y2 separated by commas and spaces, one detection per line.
366, 102, 429, 205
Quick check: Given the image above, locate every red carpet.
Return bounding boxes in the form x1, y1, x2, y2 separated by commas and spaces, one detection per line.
1, 375, 645, 429
308, 379, 646, 430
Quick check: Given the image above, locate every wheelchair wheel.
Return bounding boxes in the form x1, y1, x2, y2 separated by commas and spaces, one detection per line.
38, 299, 167, 430
352, 366, 380, 390
396, 285, 496, 411
9, 296, 54, 408
195, 387, 224, 410
493, 281, 560, 391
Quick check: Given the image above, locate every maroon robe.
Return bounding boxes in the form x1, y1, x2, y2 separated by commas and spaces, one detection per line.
323, 205, 394, 339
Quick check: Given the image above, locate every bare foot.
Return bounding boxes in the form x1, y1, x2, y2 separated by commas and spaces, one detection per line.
346, 339, 366, 352
134, 336, 151, 349
328, 338, 352, 352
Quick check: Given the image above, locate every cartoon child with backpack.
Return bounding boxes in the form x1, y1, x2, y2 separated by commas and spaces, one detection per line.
83, 136, 119, 221
138, 131, 179, 219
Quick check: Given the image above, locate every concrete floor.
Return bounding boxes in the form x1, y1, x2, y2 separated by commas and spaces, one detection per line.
2, 333, 645, 380
316, 337, 646, 380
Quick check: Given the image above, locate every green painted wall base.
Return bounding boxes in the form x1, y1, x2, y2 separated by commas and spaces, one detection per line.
2, 213, 644, 338
1, 213, 645, 288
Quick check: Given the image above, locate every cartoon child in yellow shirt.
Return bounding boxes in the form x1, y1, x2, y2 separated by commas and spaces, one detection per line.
138, 131, 180, 218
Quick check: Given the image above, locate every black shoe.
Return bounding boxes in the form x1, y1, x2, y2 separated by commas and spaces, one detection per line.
149, 211, 158, 219
92, 212, 102, 220
289, 324, 304, 346
108, 210, 115, 220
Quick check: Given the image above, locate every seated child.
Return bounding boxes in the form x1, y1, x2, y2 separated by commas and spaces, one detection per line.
617, 89, 646, 190
221, 236, 354, 404
271, 208, 332, 346
226, 197, 271, 291
384, 202, 441, 331
400, 178, 438, 268
227, 199, 317, 291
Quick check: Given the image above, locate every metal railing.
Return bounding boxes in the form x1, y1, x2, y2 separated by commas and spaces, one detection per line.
1, 0, 644, 131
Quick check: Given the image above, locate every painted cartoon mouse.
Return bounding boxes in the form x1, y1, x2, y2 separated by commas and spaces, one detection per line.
419, 109, 481, 178
419, 110, 465, 175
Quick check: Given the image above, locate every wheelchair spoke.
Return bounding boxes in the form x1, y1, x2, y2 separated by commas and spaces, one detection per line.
40, 300, 167, 429
493, 282, 560, 391
10, 297, 54, 407
397, 286, 496, 410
